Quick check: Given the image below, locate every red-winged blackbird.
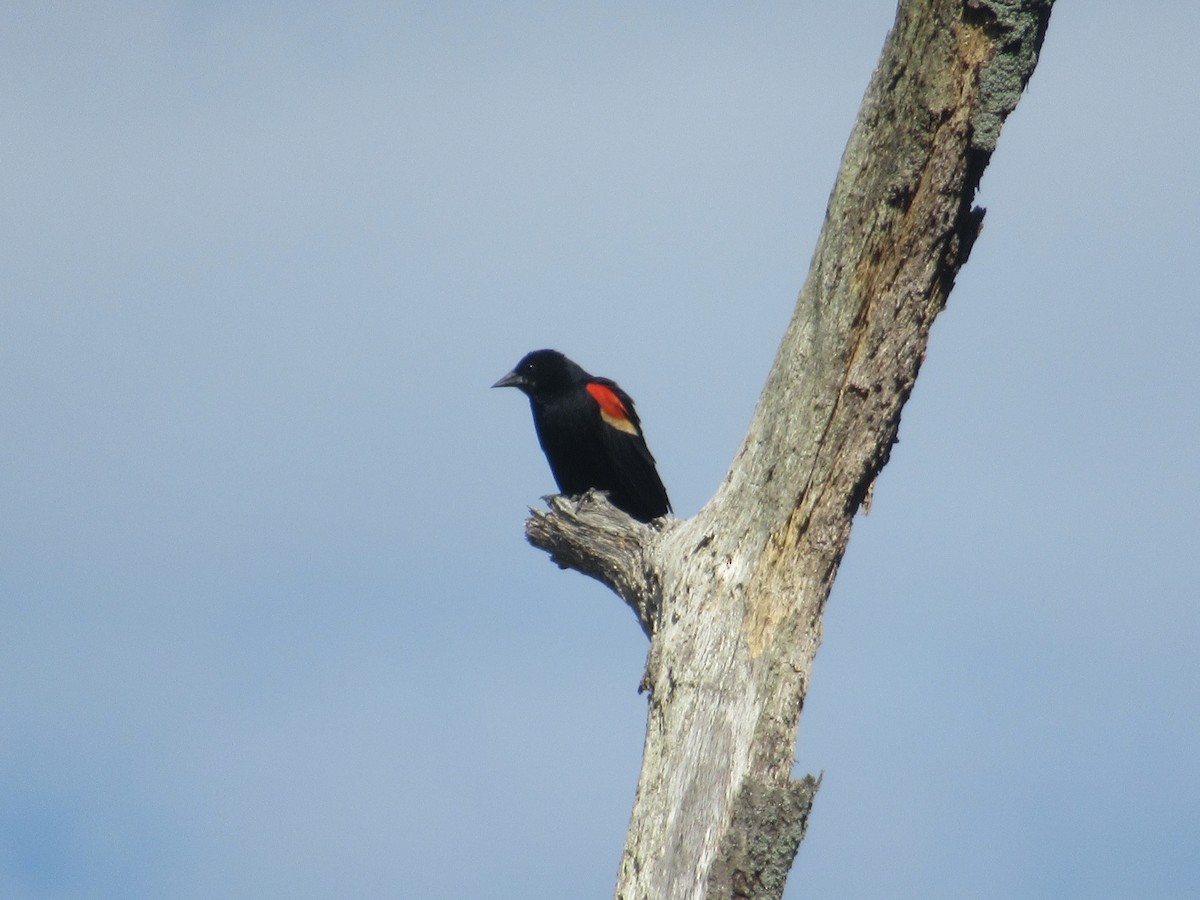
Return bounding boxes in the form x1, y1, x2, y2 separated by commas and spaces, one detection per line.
493, 349, 671, 522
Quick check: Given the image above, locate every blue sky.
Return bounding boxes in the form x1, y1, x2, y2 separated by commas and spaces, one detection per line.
3, 3, 1198, 898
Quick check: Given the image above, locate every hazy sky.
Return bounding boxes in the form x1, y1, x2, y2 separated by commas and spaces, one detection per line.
3, 3, 1198, 898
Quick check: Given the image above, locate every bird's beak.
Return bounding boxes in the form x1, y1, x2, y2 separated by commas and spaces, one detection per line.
491, 369, 525, 390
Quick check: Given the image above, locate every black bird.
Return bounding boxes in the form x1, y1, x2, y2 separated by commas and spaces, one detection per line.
493, 349, 671, 522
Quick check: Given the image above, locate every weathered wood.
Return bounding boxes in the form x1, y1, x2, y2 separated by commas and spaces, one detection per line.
524, 1, 1054, 897
526, 491, 673, 638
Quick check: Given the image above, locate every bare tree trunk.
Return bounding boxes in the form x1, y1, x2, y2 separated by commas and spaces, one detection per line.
526, 1, 1054, 897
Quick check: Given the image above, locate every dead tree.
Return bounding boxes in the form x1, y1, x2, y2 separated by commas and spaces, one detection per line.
525, 1, 1054, 897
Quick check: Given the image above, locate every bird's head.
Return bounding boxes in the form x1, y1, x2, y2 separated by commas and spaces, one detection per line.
492, 349, 584, 398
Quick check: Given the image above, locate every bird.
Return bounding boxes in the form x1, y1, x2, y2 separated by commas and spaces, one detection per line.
492, 349, 671, 522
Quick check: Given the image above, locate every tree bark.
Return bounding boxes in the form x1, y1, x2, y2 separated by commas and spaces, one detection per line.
525, 1, 1054, 897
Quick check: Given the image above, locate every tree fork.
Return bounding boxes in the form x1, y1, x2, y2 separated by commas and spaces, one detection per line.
524, 1, 1054, 897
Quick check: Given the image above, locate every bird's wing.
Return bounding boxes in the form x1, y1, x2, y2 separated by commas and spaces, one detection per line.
587, 378, 671, 517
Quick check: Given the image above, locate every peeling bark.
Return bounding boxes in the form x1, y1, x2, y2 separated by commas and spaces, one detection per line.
523, 1, 1054, 897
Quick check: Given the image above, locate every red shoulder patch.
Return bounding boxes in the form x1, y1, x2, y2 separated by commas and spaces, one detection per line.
586, 382, 628, 419
586, 382, 639, 435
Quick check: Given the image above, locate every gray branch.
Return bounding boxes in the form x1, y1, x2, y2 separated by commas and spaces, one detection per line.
525, 491, 669, 638
520, 2, 1054, 897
